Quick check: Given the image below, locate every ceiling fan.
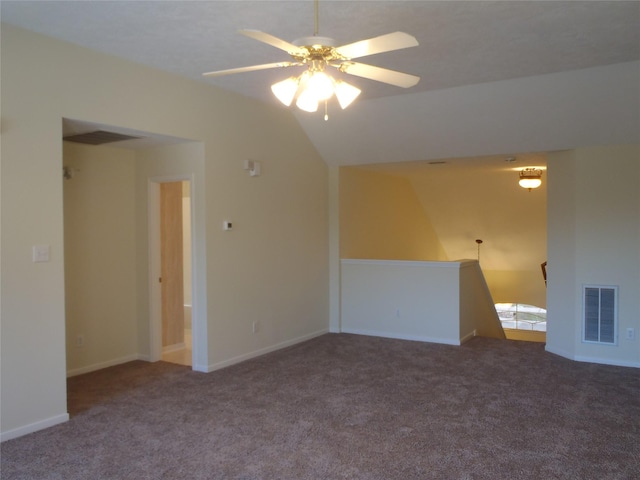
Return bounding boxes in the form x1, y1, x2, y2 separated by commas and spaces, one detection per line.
203, 0, 420, 118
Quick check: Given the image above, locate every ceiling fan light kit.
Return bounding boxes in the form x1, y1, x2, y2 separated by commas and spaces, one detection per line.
272, 69, 362, 113
334, 80, 361, 109
203, 0, 419, 119
297, 85, 321, 113
271, 77, 299, 106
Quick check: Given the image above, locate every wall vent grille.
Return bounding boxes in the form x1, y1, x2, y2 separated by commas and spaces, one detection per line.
583, 285, 618, 344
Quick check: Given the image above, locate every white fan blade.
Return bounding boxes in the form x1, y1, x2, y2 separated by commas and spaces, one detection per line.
203, 62, 299, 77
335, 32, 418, 60
337, 62, 420, 88
239, 30, 307, 56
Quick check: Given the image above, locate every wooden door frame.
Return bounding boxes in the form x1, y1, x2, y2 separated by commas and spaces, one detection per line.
148, 174, 196, 365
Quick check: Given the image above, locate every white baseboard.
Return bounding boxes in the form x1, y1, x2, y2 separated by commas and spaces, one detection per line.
341, 327, 461, 346
66, 354, 145, 378
546, 345, 640, 368
572, 355, 640, 369
1, 413, 69, 442
204, 329, 329, 373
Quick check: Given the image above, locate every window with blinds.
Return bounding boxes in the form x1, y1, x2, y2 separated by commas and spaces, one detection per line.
583, 285, 618, 344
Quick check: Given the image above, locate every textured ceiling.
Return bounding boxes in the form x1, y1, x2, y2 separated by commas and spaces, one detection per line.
3, 1, 639, 166
3, 1, 639, 102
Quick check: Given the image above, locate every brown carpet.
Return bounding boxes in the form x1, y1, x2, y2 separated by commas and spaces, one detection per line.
1, 333, 639, 479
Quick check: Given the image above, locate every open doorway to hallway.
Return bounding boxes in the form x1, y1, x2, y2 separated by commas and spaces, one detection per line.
159, 180, 193, 367
63, 118, 205, 379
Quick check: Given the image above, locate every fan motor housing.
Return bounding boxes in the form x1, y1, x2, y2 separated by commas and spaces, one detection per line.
292, 36, 337, 48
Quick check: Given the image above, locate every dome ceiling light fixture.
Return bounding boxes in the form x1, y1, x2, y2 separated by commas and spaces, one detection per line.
519, 167, 543, 191
202, 0, 420, 120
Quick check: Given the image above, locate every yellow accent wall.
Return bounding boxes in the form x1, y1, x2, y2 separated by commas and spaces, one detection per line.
339, 167, 448, 261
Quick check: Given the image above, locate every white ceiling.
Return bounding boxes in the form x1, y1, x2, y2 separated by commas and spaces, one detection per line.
3, 1, 639, 168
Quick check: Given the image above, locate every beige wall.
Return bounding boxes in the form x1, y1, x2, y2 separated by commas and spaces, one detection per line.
63, 143, 139, 375
1, 24, 329, 439
546, 145, 640, 367
339, 168, 447, 261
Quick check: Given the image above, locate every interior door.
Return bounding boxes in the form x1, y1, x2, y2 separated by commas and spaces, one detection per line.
160, 181, 185, 347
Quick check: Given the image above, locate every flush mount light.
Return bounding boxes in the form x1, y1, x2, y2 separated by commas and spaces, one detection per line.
519, 168, 543, 191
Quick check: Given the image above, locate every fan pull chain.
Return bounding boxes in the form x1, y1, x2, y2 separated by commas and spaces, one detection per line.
324, 100, 329, 121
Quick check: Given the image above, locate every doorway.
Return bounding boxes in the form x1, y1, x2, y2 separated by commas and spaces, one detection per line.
62, 119, 205, 376
149, 178, 194, 367
159, 181, 193, 366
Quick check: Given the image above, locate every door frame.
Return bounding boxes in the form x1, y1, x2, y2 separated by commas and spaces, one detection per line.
148, 174, 197, 366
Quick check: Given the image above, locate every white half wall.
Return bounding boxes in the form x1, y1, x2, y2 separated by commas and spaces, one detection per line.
340, 259, 503, 345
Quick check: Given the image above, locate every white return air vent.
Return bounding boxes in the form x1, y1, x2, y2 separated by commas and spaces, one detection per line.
583, 285, 618, 345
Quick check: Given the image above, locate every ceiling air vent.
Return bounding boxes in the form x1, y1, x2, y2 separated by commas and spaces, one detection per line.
63, 130, 141, 145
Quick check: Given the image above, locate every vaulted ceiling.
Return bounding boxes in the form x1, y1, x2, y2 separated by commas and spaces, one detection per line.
3, 1, 639, 168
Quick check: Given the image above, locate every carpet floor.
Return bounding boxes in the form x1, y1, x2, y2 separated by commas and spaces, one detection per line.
1, 333, 639, 479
